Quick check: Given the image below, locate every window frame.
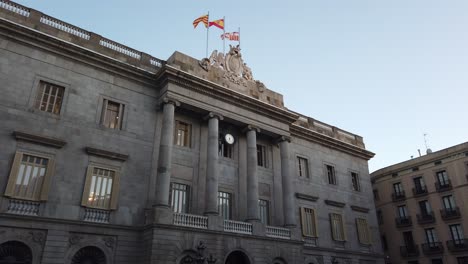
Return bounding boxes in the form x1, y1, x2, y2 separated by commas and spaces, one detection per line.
28, 76, 70, 118
300, 207, 318, 238
256, 144, 268, 168
325, 164, 337, 185
100, 99, 125, 130
259, 199, 270, 225
218, 191, 232, 220
169, 182, 190, 214
297, 156, 309, 178
330, 213, 346, 241
81, 164, 121, 210
174, 120, 192, 148
4, 151, 56, 202
356, 218, 372, 245
351, 171, 361, 192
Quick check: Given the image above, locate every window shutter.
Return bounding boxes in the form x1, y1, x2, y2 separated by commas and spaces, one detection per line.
342, 214, 347, 241
109, 170, 120, 210
330, 213, 337, 240
313, 209, 319, 237
39, 158, 55, 201
4, 152, 23, 197
81, 166, 94, 206
300, 207, 307, 236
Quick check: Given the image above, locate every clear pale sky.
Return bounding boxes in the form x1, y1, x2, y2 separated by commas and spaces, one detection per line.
14, 0, 468, 172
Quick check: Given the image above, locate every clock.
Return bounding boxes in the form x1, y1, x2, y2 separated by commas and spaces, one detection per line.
224, 134, 235, 145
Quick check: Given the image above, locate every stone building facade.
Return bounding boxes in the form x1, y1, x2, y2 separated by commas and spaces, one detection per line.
0, 1, 383, 264
371, 143, 468, 264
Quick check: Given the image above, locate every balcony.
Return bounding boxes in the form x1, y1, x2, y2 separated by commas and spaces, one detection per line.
435, 180, 452, 192
400, 245, 420, 258
395, 216, 412, 228
417, 212, 436, 225
412, 187, 428, 197
440, 207, 461, 221
447, 239, 468, 252
392, 191, 406, 202
422, 242, 444, 255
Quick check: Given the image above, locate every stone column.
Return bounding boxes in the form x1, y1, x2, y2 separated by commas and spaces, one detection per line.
278, 136, 296, 227
205, 112, 223, 215
154, 99, 179, 207
245, 126, 260, 222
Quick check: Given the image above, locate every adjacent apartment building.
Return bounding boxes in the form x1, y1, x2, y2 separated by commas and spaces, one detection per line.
371, 143, 468, 264
0, 1, 383, 263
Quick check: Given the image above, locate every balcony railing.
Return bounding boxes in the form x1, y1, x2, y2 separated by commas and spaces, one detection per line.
392, 191, 406, 202
447, 239, 468, 252
173, 213, 208, 229
6, 199, 40, 216
435, 180, 452, 192
224, 220, 253, 235
412, 187, 428, 196
400, 245, 420, 258
422, 242, 444, 255
417, 212, 435, 225
440, 207, 461, 221
83, 208, 110, 223
266, 226, 291, 240
395, 216, 412, 228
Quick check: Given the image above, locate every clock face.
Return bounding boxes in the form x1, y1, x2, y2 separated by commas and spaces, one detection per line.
225, 134, 235, 145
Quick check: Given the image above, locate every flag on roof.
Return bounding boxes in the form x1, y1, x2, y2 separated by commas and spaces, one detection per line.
209, 19, 225, 30
221, 32, 240, 41
193, 14, 209, 28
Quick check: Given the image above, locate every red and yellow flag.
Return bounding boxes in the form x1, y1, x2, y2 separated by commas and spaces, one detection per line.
193, 14, 209, 28
209, 19, 224, 30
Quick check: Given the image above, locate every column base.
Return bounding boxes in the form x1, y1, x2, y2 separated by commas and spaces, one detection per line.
151, 205, 173, 225
207, 215, 224, 231
251, 222, 266, 236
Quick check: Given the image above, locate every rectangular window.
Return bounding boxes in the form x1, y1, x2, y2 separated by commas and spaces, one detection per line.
398, 205, 408, 218
259, 199, 270, 225
419, 200, 432, 215
442, 195, 456, 210
35, 81, 65, 115
4, 152, 54, 201
326, 165, 336, 185
218, 191, 232, 220
297, 157, 309, 178
450, 224, 464, 242
81, 166, 120, 210
413, 176, 426, 192
330, 213, 346, 241
257, 145, 267, 167
436, 170, 449, 186
170, 183, 190, 213
373, 189, 380, 201
377, 210, 383, 225
351, 172, 360, 191
393, 182, 404, 195
219, 141, 233, 159
425, 228, 438, 244
175, 120, 191, 147
300, 207, 318, 237
356, 218, 372, 245
101, 99, 124, 130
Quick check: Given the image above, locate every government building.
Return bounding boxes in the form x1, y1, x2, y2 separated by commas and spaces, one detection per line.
371, 143, 468, 264
0, 1, 383, 263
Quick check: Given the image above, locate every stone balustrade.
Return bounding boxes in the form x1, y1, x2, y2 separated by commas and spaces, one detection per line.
83, 208, 111, 223
6, 198, 40, 216
266, 226, 291, 240
40, 14, 90, 40
173, 213, 208, 229
0, 0, 29, 17
224, 220, 253, 235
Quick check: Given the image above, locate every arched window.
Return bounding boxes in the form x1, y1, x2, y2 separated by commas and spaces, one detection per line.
0, 241, 33, 264
71, 246, 106, 264
225, 251, 250, 264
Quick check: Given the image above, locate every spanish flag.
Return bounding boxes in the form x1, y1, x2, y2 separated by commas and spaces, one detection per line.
193, 14, 209, 28
209, 19, 224, 30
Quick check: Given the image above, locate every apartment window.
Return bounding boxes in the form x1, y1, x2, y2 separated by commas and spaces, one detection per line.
351, 172, 360, 191
373, 189, 380, 201
100, 99, 125, 130
170, 183, 190, 213
330, 213, 346, 241
425, 228, 439, 244
219, 141, 233, 159
393, 182, 404, 195
356, 218, 372, 245
175, 120, 191, 147
34, 81, 65, 115
4, 152, 55, 201
300, 207, 318, 237
436, 170, 449, 186
442, 195, 456, 210
450, 224, 464, 243
259, 199, 270, 225
419, 200, 432, 216
398, 205, 408, 218
413, 176, 426, 192
297, 157, 309, 178
326, 165, 336, 185
457, 257, 468, 264
218, 191, 232, 220
81, 166, 120, 210
257, 145, 267, 167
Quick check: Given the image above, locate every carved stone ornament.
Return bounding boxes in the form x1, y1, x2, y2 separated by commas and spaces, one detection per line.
199, 45, 255, 87
29, 231, 45, 245
102, 237, 116, 249
69, 235, 83, 246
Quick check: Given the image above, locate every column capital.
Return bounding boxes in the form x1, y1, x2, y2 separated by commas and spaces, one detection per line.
160, 97, 181, 107
275, 135, 291, 144
242, 125, 261, 134
204, 112, 224, 121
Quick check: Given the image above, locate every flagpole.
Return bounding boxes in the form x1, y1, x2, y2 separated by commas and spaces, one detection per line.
238, 27, 241, 48
223, 16, 226, 54
206, 12, 209, 58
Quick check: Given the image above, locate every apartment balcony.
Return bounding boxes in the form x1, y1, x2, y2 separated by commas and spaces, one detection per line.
412, 187, 428, 197
392, 191, 406, 202
417, 212, 436, 225
422, 242, 444, 255
435, 180, 452, 192
395, 216, 412, 228
447, 239, 468, 252
440, 207, 461, 221
400, 245, 420, 258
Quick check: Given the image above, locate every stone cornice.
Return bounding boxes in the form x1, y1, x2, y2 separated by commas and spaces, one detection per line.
295, 193, 319, 202
155, 65, 300, 126
324, 200, 346, 208
290, 124, 375, 160
85, 147, 129, 161
13, 131, 66, 148
350, 205, 370, 213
